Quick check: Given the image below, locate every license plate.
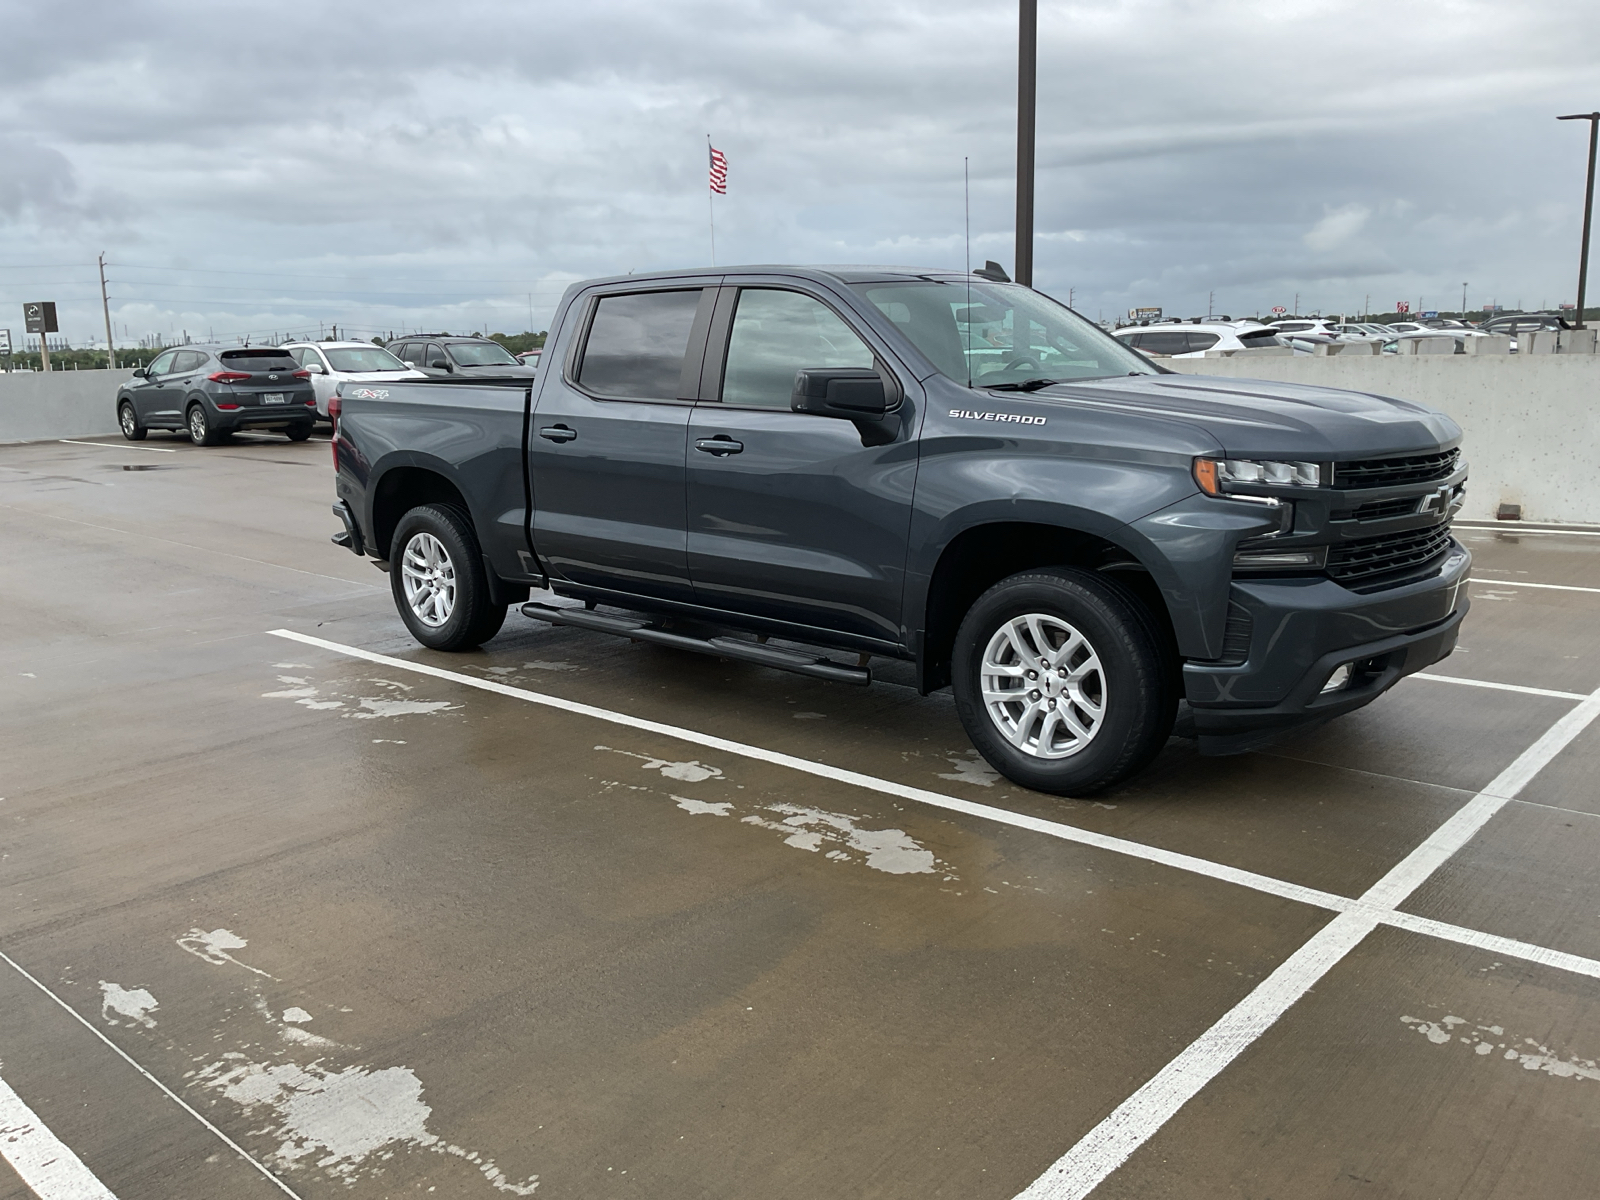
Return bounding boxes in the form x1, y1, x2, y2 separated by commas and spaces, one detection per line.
262, 393, 286, 404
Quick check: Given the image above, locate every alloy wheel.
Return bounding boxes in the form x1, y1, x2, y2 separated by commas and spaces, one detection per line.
400, 532, 456, 627
980, 612, 1106, 759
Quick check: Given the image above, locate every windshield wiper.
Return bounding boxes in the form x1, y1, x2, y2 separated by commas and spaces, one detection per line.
986, 378, 1061, 392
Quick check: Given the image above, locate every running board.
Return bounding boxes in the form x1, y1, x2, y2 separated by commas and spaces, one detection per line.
520, 602, 871, 686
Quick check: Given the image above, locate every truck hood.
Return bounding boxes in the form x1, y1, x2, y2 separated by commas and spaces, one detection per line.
1031, 373, 1460, 458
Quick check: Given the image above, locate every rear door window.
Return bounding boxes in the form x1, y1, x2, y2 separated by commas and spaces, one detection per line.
173, 350, 207, 373
1187, 332, 1220, 352
577, 290, 704, 400
720, 289, 874, 409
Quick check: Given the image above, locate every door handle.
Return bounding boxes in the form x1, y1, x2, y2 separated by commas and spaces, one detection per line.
695, 436, 743, 456
539, 424, 577, 443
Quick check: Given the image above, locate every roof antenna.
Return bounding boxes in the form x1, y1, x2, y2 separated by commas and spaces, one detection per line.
964, 156, 973, 390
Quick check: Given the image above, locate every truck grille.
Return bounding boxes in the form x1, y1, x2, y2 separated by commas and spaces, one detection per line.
1332, 496, 1418, 522
1327, 522, 1455, 586
1332, 449, 1459, 490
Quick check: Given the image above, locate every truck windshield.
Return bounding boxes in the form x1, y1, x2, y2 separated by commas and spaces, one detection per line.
853, 280, 1154, 387
450, 343, 521, 367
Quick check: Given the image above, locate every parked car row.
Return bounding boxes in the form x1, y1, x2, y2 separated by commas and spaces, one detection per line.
116, 333, 540, 445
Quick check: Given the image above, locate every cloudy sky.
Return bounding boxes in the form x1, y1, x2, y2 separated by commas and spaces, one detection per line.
2, 0, 1597, 348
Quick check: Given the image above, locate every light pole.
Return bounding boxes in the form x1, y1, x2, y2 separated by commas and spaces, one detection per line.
1461, 282, 1468, 319
1015, 0, 1037, 287
1558, 113, 1599, 328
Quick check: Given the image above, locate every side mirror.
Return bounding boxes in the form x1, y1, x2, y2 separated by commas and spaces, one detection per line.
791, 368, 898, 446
790, 368, 888, 418
305, 362, 326, 374
430, 359, 452, 372
131, 367, 148, 378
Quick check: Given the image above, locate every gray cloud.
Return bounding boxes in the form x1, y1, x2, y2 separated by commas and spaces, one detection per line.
1, 0, 1596, 345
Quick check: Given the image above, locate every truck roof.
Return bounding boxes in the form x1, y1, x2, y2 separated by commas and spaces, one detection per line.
572, 265, 977, 289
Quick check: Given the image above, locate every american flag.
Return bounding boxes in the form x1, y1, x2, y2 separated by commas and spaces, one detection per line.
708, 145, 728, 195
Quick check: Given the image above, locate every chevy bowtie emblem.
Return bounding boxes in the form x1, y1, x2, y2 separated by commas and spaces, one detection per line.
1417, 485, 1455, 515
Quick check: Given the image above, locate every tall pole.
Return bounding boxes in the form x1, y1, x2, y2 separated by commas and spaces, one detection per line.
98, 253, 116, 370
1015, 0, 1037, 287
1557, 112, 1599, 328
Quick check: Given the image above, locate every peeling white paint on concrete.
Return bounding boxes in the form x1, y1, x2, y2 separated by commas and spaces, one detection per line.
98, 980, 158, 1028
283, 1007, 313, 1023
177, 928, 275, 978
937, 751, 1001, 787
194, 1057, 539, 1193
597, 745, 724, 782
673, 796, 733, 817
792, 711, 825, 720
353, 697, 457, 719
1401, 1014, 1600, 1080
741, 803, 940, 875
522, 661, 580, 672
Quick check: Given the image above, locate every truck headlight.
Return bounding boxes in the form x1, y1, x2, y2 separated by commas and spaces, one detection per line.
1195, 457, 1322, 494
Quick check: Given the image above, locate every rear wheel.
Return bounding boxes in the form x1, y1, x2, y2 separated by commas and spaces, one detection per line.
118, 402, 147, 441
186, 403, 222, 446
389, 503, 507, 651
952, 567, 1175, 796
285, 425, 312, 442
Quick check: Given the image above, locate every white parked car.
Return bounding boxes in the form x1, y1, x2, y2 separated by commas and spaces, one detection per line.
1113, 321, 1283, 358
280, 341, 425, 420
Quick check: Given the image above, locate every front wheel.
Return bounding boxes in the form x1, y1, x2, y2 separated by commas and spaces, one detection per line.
119, 402, 147, 441
952, 568, 1175, 796
389, 503, 507, 651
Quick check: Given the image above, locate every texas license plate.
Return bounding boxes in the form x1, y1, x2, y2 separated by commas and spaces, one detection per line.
262, 393, 286, 404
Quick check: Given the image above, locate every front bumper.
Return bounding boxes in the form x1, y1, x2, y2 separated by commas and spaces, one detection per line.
1183, 543, 1471, 753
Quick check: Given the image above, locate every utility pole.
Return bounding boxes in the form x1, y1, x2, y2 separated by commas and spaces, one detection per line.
1557, 112, 1599, 328
1015, 0, 1037, 287
98, 253, 116, 370
1461, 282, 1468, 318
1208, 290, 1214, 318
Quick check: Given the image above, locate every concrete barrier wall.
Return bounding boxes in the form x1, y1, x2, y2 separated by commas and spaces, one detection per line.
0, 369, 135, 443
3, 358, 1595, 524
1167, 356, 1600, 524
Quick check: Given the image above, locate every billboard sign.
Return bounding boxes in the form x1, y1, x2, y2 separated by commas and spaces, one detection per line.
1128, 306, 1162, 322
0, 329, 10, 356
1396, 301, 1411, 313
1421, 310, 1439, 319
23, 302, 58, 334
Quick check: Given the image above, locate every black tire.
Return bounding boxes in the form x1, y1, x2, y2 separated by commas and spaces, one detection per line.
389, 503, 507, 651
118, 402, 147, 441
952, 567, 1176, 796
285, 425, 312, 442
186, 402, 223, 446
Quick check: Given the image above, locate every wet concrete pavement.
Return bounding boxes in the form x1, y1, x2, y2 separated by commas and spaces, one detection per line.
2, 434, 1598, 1199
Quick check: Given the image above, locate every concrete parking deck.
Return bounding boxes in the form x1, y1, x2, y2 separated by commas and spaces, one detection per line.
2, 434, 1597, 1200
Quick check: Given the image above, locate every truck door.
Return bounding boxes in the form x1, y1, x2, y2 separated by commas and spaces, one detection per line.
528, 285, 713, 603
686, 285, 919, 644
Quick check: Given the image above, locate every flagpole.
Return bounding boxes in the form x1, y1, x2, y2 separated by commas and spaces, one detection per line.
706, 134, 716, 265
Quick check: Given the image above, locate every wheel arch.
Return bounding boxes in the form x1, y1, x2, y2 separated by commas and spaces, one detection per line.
367, 452, 476, 563
914, 514, 1183, 694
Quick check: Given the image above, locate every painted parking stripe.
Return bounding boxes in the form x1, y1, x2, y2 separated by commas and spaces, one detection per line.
1468, 577, 1600, 595
1015, 681, 1600, 1200
0, 1071, 119, 1198
266, 629, 1600, 988
1410, 672, 1588, 701
57, 439, 176, 453
0, 950, 303, 1199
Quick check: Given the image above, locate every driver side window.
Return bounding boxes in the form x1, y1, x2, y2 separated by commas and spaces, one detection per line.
720, 289, 873, 409
147, 350, 178, 376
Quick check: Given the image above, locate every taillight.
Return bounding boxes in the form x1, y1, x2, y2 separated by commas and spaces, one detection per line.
208, 370, 251, 383
305, 398, 316, 406
328, 395, 341, 427
293, 369, 311, 379
215, 402, 241, 410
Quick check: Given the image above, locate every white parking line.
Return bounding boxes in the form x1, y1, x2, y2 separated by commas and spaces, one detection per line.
0, 950, 303, 1199
1411, 672, 1589, 701
267, 629, 1600, 987
0, 1072, 119, 1198
1468, 578, 1600, 595
1016, 681, 1600, 1200
57, 439, 176, 453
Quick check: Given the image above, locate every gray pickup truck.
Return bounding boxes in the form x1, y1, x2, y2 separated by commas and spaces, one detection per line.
329, 264, 1470, 794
